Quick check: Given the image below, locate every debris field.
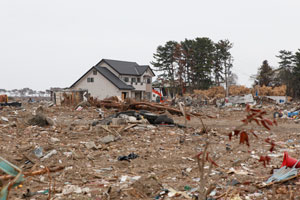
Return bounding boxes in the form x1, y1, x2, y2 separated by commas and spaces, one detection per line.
1, 100, 300, 200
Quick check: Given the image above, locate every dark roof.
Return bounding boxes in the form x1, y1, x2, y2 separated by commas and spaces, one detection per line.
98, 59, 155, 76
94, 66, 134, 90
136, 65, 149, 75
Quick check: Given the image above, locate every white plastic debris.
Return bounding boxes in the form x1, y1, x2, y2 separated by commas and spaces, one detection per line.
41, 149, 57, 160
50, 137, 60, 143
1, 117, 9, 122
62, 185, 82, 195
186, 168, 192, 173
120, 175, 128, 183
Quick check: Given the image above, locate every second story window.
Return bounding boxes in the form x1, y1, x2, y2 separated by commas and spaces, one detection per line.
137, 78, 141, 83
87, 77, 94, 83
131, 78, 136, 83
147, 78, 151, 84
124, 77, 129, 82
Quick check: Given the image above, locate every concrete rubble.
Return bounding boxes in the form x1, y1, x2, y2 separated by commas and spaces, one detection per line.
1, 96, 300, 199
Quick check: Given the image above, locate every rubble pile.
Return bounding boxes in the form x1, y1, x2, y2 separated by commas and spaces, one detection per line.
194, 86, 225, 99
1, 98, 300, 199
88, 96, 214, 119
254, 85, 287, 96
229, 85, 251, 96
194, 85, 287, 100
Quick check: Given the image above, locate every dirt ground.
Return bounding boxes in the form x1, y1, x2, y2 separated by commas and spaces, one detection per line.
1, 101, 300, 200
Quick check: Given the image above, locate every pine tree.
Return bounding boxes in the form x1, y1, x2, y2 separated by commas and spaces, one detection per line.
256, 60, 273, 86
151, 41, 178, 96
191, 37, 215, 89
214, 40, 233, 96
292, 49, 300, 97
276, 50, 295, 96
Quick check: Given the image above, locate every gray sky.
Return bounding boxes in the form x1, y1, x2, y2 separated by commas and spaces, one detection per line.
0, 0, 299, 91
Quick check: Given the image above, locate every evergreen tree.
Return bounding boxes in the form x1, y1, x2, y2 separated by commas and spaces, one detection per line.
151, 37, 235, 95
191, 37, 215, 89
256, 60, 273, 86
292, 49, 300, 97
151, 41, 178, 96
180, 39, 195, 91
173, 43, 186, 95
276, 50, 295, 96
215, 40, 233, 96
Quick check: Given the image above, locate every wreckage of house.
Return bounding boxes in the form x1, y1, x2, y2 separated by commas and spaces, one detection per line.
70, 59, 155, 101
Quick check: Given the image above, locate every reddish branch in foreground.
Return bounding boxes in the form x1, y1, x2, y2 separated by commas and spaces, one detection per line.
228, 104, 278, 167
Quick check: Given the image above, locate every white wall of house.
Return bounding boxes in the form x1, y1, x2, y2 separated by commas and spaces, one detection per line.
133, 82, 146, 91
72, 69, 121, 99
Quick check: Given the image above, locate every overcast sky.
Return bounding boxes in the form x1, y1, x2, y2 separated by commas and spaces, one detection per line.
0, 0, 299, 91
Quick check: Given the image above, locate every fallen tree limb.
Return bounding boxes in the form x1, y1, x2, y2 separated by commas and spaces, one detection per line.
0, 166, 65, 181
129, 102, 216, 118
89, 97, 216, 119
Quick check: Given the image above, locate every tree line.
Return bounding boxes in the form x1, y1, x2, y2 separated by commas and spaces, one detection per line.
255, 49, 300, 98
151, 37, 236, 96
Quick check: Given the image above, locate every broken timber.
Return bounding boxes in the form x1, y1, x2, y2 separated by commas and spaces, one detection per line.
89, 98, 215, 119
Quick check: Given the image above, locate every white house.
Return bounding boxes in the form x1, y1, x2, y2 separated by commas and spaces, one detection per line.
70, 59, 155, 100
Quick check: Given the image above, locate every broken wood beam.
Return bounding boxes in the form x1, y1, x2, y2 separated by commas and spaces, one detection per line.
129, 102, 215, 118
0, 166, 65, 181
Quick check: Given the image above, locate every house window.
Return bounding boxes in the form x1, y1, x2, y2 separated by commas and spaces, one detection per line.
147, 78, 151, 84
87, 77, 94, 83
131, 78, 136, 83
93, 70, 97, 75
137, 78, 141, 83
124, 77, 129, 82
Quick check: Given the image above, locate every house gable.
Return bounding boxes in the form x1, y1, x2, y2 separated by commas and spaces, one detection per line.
142, 67, 155, 77
71, 68, 121, 99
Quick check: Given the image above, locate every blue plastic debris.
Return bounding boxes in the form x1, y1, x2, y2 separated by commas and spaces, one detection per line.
288, 111, 299, 118
266, 159, 300, 184
0, 156, 25, 200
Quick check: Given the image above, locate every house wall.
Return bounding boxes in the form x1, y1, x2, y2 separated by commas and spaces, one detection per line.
146, 83, 152, 92
72, 69, 121, 99
133, 82, 146, 91
141, 68, 154, 99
